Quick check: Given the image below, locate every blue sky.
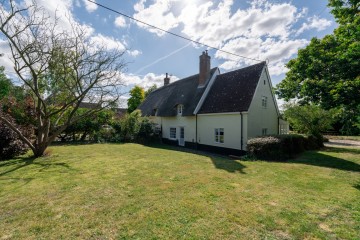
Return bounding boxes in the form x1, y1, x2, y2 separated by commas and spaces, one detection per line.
0, 0, 337, 106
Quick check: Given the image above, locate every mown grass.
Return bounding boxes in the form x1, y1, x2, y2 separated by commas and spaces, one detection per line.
0, 143, 359, 239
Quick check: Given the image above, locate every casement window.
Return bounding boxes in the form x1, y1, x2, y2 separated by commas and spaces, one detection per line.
170, 127, 176, 139
262, 128, 268, 136
215, 128, 224, 143
177, 104, 183, 115
262, 96, 267, 108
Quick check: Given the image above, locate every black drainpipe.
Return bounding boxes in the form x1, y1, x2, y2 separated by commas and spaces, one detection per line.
277, 117, 280, 134
240, 112, 243, 150
195, 114, 198, 150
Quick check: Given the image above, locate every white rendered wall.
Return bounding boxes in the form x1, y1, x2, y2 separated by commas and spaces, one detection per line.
247, 68, 279, 139
197, 113, 243, 150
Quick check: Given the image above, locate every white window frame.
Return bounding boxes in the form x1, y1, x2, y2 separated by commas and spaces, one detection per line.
214, 128, 224, 143
170, 127, 177, 139
262, 128, 268, 136
261, 96, 267, 108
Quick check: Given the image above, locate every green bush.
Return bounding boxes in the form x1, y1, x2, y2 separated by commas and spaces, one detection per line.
247, 136, 283, 160
247, 134, 322, 161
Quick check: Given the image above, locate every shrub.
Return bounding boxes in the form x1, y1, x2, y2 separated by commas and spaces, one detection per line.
119, 110, 155, 143
0, 117, 29, 160
247, 136, 283, 160
306, 135, 324, 150
247, 134, 322, 161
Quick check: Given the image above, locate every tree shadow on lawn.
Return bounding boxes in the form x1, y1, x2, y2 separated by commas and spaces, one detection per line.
288, 147, 360, 173
0, 155, 74, 177
145, 143, 246, 174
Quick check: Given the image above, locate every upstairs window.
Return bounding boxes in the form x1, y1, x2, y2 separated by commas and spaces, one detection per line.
170, 127, 176, 139
215, 128, 224, 143
262, 96, 267, 108
177, 104, 183, 115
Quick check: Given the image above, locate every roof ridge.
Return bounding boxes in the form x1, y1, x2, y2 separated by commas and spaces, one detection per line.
149, 67, 218, 94
218, 61, 266, 77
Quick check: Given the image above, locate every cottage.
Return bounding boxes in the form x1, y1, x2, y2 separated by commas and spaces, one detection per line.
138, 51, 287, 155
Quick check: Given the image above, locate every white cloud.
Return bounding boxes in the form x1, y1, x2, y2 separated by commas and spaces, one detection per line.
114, 16, 127, 28
133, 0, 179, 36
0, 0, 142, 81
0, 40, 16, 75
127, 49, 142, 57
90, 34, 126, 51
217, 37, 308, 75
132, 0, 316, 75
121, 72, 179, 89
82, 0, 97, 13
297, 16, 332, 35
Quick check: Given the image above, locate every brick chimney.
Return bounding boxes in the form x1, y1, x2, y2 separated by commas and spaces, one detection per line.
199, 50, 211, 87
164, 73, 170, 86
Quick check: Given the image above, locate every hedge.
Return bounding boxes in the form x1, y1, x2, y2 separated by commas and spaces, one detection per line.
247, 134, 323, 161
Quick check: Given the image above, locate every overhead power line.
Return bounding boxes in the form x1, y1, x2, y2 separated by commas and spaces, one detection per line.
86, 0, 263, 63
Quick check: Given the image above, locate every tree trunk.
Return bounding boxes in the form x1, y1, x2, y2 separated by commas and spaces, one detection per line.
80, 132, 88, 141
32, 143, 48, 157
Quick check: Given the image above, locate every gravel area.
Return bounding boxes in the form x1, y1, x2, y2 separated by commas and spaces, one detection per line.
325, 139, 360, 148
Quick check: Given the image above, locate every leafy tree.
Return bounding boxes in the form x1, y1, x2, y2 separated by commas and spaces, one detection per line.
59, 108, 115, 142
120, 110, 154, 142
0, 66, 12, 99
127, 86, 144, 113
120, 110, 142, 141
144, 84, 157, 98
0, 1, 126, 157
283, 103, 336, 140
276, 0, 360, 134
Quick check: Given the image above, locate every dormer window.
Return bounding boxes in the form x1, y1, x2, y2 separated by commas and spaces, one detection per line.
177, 104, 183, 115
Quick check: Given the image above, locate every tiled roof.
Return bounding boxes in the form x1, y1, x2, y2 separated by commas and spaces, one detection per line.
138, 68, 218, 117
138, 62, 266, 116
198, 61, 266, 114
78, 102, 101, 109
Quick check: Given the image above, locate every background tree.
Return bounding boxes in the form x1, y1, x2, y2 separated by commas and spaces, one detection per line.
144, 84, 157, 99
283, 103, 336, 140
0, 0, 126, 157
59, 108, 115, 142
127, 86, 144, 113
0, 66, 12, 99
276, 0, 359, 134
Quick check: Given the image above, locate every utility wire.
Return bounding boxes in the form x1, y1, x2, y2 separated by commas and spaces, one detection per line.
86, 0, 263, 63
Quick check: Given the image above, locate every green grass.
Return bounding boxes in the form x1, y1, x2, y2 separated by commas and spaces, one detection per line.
0, 143, 359, 239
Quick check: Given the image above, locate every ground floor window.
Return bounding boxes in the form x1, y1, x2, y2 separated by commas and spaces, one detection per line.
215, 128, 224, 143
170, 127, 176, 139
262, 128, 267, 136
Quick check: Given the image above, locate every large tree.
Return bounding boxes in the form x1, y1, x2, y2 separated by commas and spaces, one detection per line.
127, 86, 144, 113
283, 103, 336, 139
0, 0, 126, 157
276, 0, 359, 131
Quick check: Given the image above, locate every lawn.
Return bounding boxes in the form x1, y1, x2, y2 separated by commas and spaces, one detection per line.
0, 143, 359, 239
